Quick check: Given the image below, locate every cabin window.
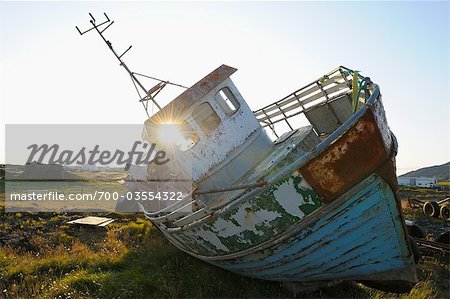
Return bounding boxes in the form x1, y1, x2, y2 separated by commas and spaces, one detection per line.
192, 102, 221, 134
178, 121, 199, 151
215, 87, 240, 116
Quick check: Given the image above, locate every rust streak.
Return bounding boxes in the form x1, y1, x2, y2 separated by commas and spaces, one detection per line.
299, 110, 389, 202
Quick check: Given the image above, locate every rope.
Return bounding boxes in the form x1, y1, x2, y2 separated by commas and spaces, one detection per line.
353, 77, 370, 113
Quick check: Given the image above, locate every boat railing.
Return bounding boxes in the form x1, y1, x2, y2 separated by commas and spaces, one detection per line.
253, 66, 364, 138
144, 181, 267, 226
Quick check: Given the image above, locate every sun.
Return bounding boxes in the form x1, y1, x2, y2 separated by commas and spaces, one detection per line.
157, 123, 195, 151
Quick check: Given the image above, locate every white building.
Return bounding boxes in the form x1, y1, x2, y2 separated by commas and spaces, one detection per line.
398, 176, 438, 188
81, 163, 98, 171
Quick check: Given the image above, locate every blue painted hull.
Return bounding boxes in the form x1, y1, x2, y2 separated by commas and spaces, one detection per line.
208, 175, 416, 283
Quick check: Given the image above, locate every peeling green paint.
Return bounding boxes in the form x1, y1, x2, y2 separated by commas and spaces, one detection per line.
291, 175, 322, 215
171, 172, 323, 256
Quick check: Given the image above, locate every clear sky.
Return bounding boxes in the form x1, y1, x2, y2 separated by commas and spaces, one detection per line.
0, 1, 448, 175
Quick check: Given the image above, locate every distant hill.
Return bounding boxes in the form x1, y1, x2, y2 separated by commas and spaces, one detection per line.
400, 162, 450, 180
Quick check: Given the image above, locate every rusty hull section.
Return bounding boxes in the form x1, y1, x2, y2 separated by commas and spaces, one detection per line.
299, 98, 394, 202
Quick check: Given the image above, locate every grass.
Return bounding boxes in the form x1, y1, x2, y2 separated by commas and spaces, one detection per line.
0, 187, 449, 298
0, 217, 287, 298
437, 181, 450, 190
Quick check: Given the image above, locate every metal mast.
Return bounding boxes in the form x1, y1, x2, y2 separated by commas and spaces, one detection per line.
76, 13, 188, 116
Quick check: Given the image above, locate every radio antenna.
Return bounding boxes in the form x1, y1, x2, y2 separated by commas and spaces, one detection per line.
76, 13, 188, 116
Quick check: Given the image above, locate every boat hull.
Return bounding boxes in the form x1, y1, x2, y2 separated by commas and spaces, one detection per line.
207, 175, 416, 284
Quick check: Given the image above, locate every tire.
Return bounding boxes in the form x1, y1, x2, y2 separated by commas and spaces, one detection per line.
423, 201, 440, 218
405, 222, 426, 238
440, 204, 450, 221
436, 231, 449, 244
358, 280, 415, 293
408, 236, 420, 264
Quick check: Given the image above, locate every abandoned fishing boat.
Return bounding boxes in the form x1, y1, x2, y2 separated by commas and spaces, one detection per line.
77, 14, 417, 292
140, 65, 417, 292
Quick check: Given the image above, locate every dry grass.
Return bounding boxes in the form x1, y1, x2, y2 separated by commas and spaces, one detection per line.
0, 215, 287, 298
0, 182, 448, 298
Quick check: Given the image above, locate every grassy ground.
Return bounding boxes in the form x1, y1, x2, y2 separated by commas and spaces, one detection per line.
0, 185, 449, 298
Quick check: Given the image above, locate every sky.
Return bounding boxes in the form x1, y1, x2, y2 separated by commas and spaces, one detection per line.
0, 1, 449, 175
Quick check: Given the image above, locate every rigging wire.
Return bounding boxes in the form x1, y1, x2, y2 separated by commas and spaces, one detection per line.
133, 72, 189, 89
